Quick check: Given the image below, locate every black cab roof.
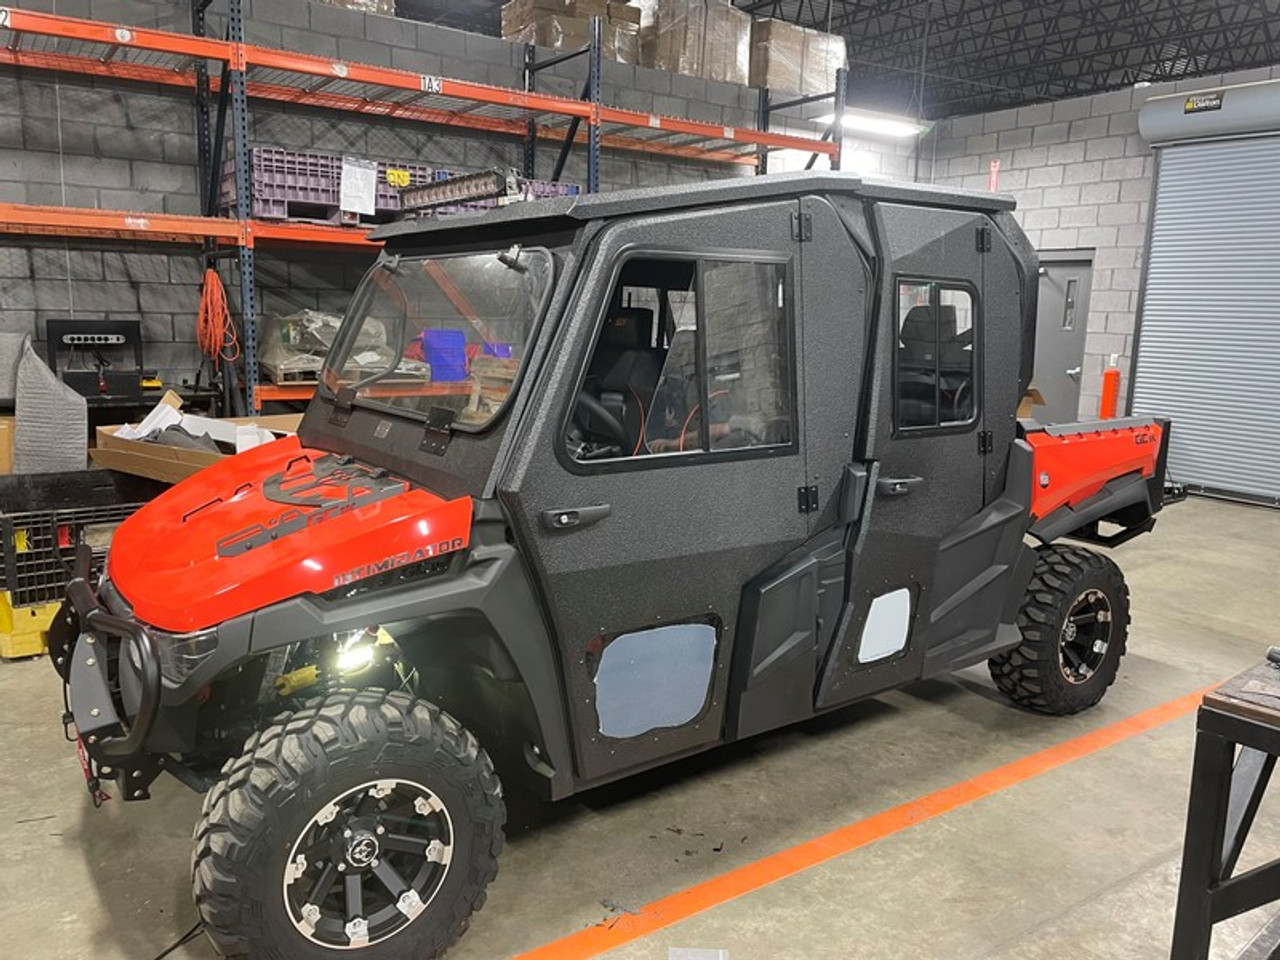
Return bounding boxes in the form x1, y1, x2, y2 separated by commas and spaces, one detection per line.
370, 171, 1016, 246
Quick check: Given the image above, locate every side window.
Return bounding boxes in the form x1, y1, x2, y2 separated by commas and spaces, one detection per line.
566, 256, 795, 463
895, 280, 977, 431
701, 261, 793, 451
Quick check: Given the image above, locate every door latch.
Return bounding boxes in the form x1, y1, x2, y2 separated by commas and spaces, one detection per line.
540, 505, 612, 532
876, 476, 923, 497
1066, 366, 1082, 381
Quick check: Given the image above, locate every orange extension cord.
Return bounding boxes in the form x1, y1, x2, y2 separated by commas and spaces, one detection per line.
196, 267, 241, 367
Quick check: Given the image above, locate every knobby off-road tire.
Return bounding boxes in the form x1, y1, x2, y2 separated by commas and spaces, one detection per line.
989, 544, 1131, 715
192, 689, 505, 960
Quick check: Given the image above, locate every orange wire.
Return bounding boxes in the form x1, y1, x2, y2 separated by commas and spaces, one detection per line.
197, 267, 240, 367
628, 385, 647, 456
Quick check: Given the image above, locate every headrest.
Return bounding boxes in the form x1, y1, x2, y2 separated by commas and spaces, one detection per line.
599, 307, 653, 351
900, 305, 934, 342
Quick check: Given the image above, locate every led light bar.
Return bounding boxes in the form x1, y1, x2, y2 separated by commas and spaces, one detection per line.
401, 168, 521, 212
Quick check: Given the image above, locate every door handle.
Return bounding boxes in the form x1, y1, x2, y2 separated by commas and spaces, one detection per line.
1066, 366, 1082, 381
876, 476, 923, 498
541, 505, 611, 532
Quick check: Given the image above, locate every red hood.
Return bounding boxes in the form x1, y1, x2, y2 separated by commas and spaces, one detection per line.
107, 436, 472, 632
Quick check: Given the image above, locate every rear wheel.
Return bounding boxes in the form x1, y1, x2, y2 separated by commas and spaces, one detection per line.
989, 544, 1130, 715
192, 689, 504, 959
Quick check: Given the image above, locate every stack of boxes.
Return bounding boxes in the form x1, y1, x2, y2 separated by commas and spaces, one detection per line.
748, 17, 848, 96
500, 0, 642, 64
649, 0, 751, 85
499, 0, 847, 97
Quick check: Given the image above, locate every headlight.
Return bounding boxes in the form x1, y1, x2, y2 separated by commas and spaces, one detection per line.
152, 628, 219, 683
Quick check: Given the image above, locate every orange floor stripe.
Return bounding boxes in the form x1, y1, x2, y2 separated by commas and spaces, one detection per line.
516, 685, 1214, 960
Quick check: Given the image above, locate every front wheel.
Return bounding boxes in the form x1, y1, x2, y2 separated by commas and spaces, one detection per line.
192, 689, 504, 959
989, 544, 1131, 715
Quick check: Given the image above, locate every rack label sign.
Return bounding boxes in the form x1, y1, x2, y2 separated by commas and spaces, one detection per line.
0, 9, 10, 29
420, 75, 443, 95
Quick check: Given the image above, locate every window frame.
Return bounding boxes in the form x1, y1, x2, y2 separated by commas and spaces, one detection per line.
558, 246, 800, 475
319, 247, 558, 435
891, 274, 983, 437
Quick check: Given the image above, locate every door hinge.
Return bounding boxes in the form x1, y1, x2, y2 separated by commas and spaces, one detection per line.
418, 406, 457, 456
328, 386, 355, 427
791, 211, 813, 242
978, 429, 994, 454
975, 224, 992, 252
797, 484, 819, 513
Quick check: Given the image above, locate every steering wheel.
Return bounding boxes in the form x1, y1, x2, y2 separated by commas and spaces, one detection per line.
574, 390, 631, 451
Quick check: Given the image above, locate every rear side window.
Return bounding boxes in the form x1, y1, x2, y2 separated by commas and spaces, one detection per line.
567, 256, 795, 463
895, 280, 977, 430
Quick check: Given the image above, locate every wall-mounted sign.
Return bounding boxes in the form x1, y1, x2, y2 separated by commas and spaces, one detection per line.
1184, 92, 1224, 114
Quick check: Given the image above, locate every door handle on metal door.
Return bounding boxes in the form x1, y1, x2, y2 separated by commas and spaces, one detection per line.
1066, 366, 1082, 381
540, 505, 611, 532
876, 476, 923, 497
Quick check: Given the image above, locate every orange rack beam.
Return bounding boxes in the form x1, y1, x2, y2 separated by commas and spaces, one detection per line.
0, 7, 838, 168
0, 202, 381, 249
0, 203, 241, 244
245, 219, 378, 249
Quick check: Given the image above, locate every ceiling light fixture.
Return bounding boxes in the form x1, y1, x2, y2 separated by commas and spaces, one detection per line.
817, 109, 932, 139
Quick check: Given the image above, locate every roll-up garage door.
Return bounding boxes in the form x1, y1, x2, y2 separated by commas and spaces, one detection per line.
1131, 134, 1280, 504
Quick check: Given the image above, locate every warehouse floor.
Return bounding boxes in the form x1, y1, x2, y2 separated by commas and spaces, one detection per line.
2, 497, 1278, 960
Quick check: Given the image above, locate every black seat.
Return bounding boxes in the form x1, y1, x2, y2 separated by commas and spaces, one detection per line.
586, 307, 661, 455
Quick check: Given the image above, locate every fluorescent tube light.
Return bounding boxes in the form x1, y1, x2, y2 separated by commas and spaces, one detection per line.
817, 109, 932, 139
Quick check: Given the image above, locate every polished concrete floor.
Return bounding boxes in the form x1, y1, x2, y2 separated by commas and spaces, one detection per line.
2, 497, 1279, 960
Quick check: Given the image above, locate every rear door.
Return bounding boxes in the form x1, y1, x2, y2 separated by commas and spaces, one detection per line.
498, 200, 809, 785
815, 202, 988, 708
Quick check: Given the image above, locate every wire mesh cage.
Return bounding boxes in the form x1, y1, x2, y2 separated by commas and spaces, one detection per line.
0, 505, 142, 608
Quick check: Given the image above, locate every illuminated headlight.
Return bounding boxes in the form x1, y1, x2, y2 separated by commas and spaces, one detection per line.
152, 627, 219, 683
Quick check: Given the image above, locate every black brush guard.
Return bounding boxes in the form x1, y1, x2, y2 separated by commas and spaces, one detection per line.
51, 546, 165, 801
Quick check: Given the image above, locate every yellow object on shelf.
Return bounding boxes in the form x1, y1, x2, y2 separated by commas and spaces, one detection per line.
0, 592, 59, 659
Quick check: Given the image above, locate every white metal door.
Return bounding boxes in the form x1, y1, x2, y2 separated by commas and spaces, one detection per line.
1131, 136, 1280, 504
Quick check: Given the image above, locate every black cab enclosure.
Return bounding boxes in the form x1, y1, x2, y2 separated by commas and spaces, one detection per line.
300, 172, 1042, 796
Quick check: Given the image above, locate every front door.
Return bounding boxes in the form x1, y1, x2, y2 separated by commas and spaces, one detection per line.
1034, 256, 1092, 423
499, 200, 809, 784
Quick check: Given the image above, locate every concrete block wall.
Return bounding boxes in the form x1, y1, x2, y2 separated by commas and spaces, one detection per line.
0, 0, 773, 389
922, 62, 1280, 417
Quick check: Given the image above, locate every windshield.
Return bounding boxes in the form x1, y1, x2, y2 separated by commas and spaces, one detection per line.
321, 249, 553, 430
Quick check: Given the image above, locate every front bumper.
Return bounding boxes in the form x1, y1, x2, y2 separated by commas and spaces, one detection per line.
51, 574, 165, 801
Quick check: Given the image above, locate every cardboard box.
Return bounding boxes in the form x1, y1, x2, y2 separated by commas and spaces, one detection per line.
750, 17, 847, 95
651, 0, 706, 76
702, 0, 749, 85
749, 18, 804, 93
91, 415, 302, 484
569, 0, 609, 18
0, 416, 12, 475
607, 2, 642, 25
504, 13, 639, 63
1017, 387, 1046, 419
89, 393, 301, 484
501, 0, 569, 36
318, 0, 393, 16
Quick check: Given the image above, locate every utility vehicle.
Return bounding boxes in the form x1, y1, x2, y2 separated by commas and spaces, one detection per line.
52, 172, 1174, 959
